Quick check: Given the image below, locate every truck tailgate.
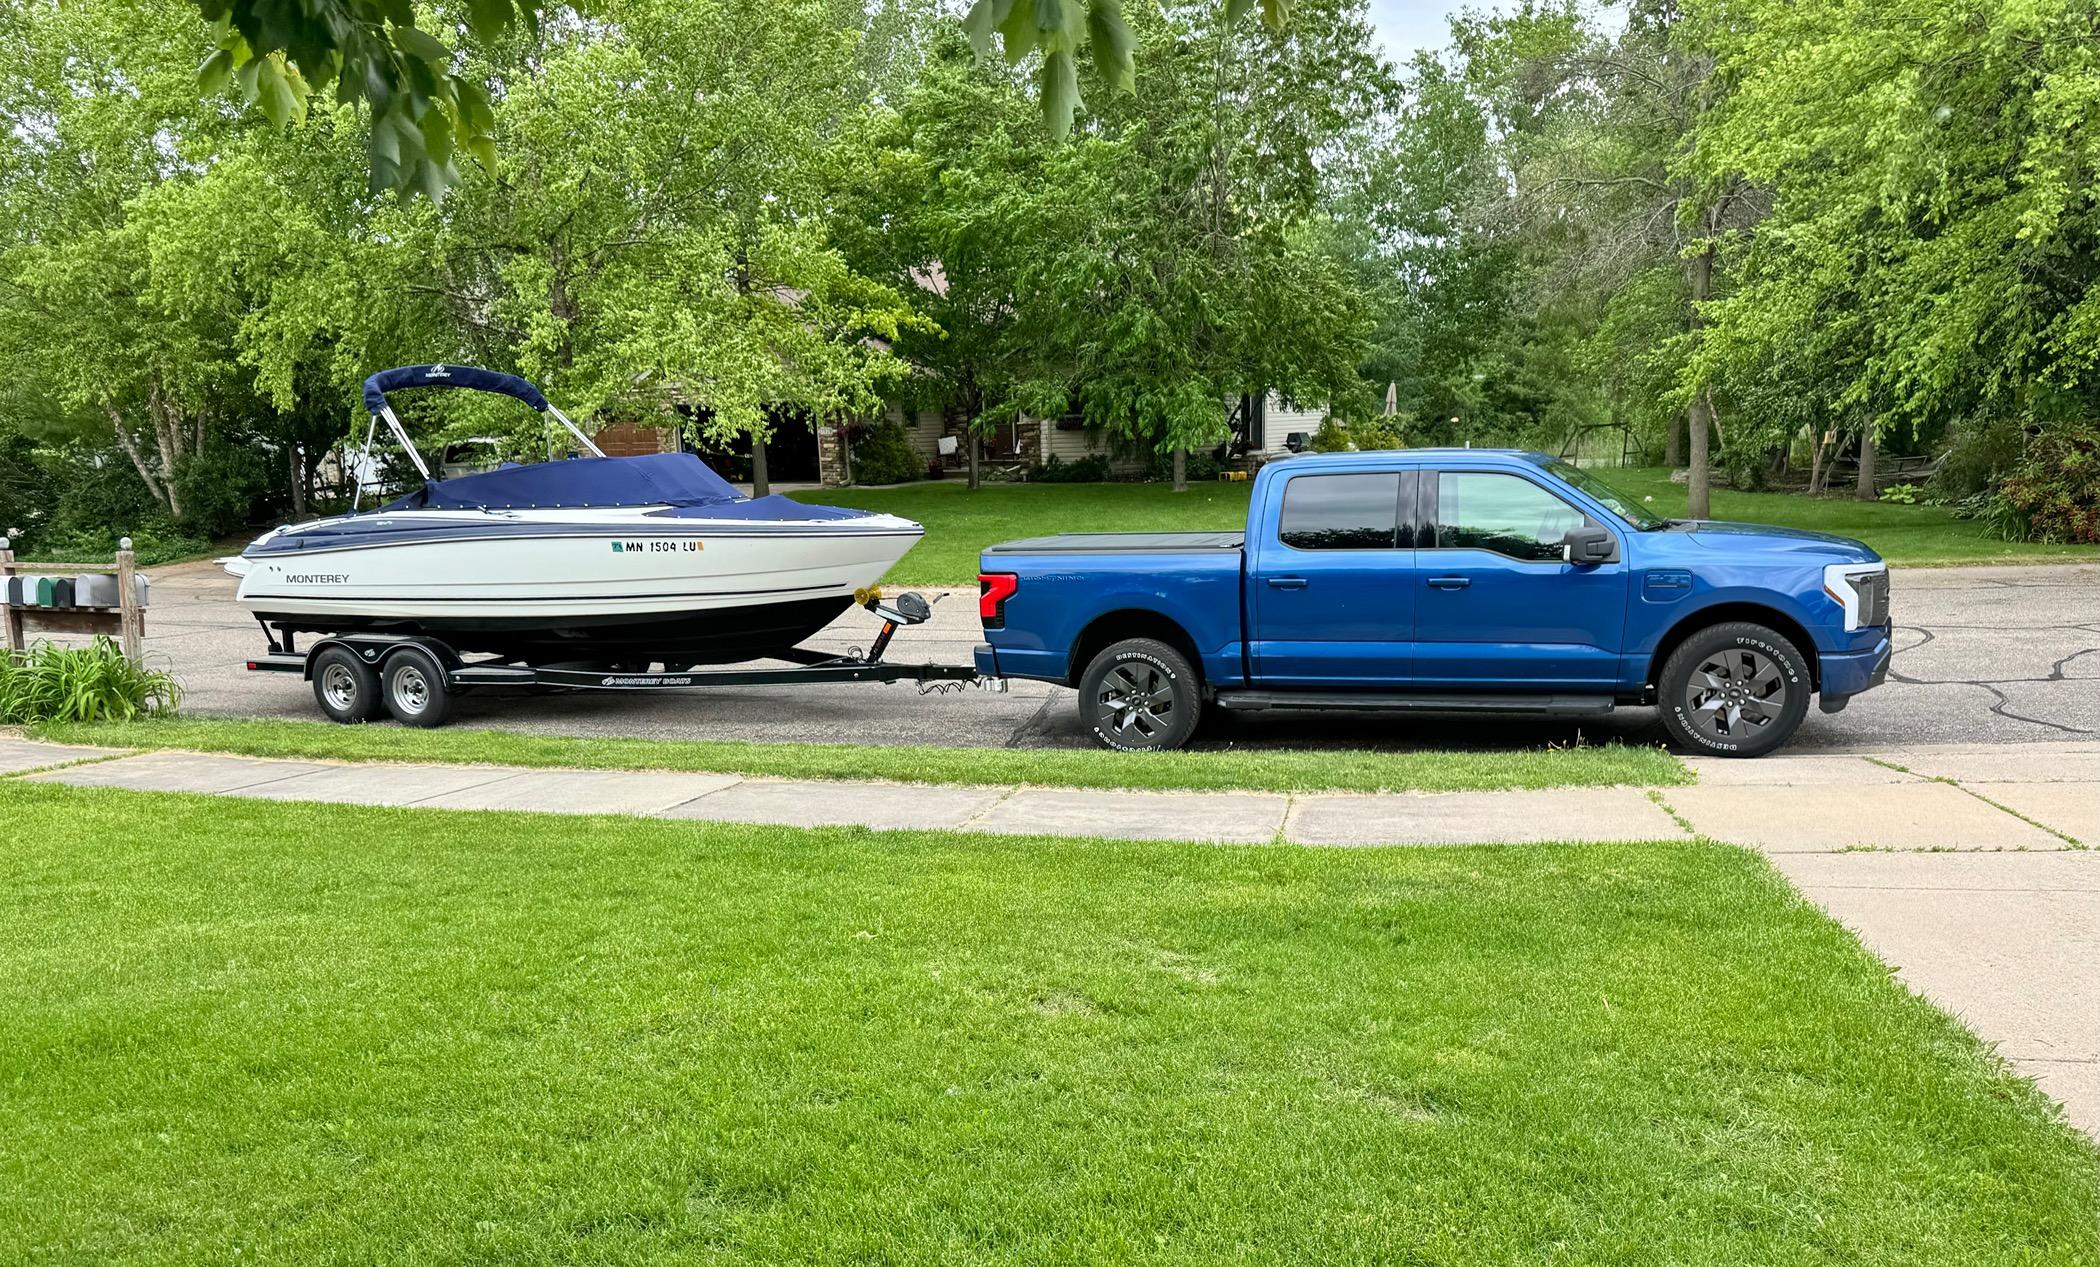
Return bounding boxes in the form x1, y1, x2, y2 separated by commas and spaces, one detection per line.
983, 531, 1245, 554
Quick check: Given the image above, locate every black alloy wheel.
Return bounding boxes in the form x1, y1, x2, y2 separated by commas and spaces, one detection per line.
1079, 638, 1202, 751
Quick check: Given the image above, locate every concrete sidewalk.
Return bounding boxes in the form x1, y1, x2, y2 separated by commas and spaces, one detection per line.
6, 737, 2094, 847
6, 734, 2096, 1134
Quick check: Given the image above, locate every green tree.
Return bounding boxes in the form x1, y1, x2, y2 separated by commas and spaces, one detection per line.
408, 0, 928, 495
1688, 0, 2100, 499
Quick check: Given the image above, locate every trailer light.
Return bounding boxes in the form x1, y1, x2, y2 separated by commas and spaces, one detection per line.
979, 572, 1019, 628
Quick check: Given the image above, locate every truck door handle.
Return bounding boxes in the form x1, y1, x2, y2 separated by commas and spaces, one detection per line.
1427, 576, 1471, 590
1266, 576, 1309, 590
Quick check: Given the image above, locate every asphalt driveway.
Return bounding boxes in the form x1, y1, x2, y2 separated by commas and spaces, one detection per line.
132, 559, 2098, 751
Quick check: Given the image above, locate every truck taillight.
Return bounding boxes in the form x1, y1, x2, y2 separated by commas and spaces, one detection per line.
978, 572, 1019, 628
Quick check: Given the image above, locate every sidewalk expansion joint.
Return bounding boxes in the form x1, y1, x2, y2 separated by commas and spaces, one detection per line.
0, 749, 140, 780
1868, 757, 2088, 849
957, 786, 1021, 832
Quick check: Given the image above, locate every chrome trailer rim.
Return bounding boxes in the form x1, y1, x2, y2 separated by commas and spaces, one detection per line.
393, 664, 431, 716
320, 662, 360, 712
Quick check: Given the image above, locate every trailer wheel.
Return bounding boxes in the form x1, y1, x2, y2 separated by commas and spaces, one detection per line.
382, 646, 453, 728
1079, 638, 1201, 752
310, 646, 382, 724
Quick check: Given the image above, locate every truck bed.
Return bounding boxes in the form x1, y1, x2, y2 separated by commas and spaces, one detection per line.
982, 531, 1245, 554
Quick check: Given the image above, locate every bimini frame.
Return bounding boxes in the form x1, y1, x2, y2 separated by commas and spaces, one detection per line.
353, 363, 605, 508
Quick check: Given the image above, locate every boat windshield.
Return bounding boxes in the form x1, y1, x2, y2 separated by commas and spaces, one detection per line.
1543, 460, 1668, 530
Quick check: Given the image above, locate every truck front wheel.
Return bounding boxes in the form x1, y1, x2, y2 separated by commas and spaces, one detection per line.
1079, 638, 1202, 752
1657, 621, 1810, 758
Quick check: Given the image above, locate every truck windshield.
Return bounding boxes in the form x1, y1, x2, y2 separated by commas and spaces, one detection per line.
1543, 460, 1668, 530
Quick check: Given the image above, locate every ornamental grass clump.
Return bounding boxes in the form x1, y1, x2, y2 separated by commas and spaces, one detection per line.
0, 638, 180, 723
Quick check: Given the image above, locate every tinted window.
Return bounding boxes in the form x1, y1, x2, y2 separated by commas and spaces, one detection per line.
1279, 473, 1401, 550
1436, 473, 1587, 562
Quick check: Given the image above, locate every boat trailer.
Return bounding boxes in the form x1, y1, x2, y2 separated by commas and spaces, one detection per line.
245, 590, 999, 728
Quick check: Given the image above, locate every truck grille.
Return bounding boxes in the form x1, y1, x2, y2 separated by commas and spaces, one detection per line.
1855, 570, 1890, 628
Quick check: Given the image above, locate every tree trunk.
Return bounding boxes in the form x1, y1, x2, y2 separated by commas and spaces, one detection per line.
289, 444, 307, 522
1171, 447, 1188, 493
1854, 428, 1877, 501
967, 431, 981, 490
1808, 429, 1829, 495
1664, 411, 1683, 468
750, 437, 770, 499
1684, 238, 1716, 519
1686, 390, 1714, 520
105, 404, 174, 517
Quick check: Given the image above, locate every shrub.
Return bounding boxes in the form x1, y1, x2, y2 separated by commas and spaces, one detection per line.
1998, 422, 2100, 544
849, 420, 924, 486
0, 638, 181, 724
1142, 449, 1220, 483
1033, 454, 1113, 483
172, 440, 271, 538
32, 524, 213, 566
41, 443, 165, 543
1879, 482, 1922, 505
1928, 414, 2025, 500
1310, 415, 1406, 452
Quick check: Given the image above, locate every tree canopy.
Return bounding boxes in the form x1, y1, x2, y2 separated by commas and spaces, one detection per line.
2, 0, 2095, 551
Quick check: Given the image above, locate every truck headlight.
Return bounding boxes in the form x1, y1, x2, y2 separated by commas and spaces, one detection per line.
1823, 563, 1890, 632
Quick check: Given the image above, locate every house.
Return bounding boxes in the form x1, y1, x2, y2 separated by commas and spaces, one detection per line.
587, 390, 1329, 487
813, 389, 1329, 486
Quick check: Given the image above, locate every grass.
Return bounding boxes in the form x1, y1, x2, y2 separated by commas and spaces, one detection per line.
29, 716, 1689, 793
1595, 467, 2098, 566
2, 783, 2093, 1264
795, 466, 2093, 586
792, 480, 1251, 586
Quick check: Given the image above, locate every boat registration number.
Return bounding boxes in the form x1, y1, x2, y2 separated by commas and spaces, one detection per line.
612, 540, 703, 553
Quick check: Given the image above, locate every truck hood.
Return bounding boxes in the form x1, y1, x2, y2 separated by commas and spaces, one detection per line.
1673, 519, 1880, 563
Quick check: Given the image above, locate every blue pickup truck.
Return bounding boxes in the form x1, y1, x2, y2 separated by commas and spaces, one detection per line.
973, 450, 1892, 757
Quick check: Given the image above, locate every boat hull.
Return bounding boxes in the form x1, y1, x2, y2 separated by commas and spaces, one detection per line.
235, 513, 921, 664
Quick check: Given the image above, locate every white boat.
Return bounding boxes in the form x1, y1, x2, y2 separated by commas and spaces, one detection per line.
228, 365, 922, 663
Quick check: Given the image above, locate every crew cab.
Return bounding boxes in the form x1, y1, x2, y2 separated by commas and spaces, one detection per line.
973, 450, 1892, 757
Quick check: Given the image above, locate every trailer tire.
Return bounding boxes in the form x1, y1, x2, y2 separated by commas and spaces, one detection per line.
1079, 638, 1201, 752
311, 645, 382, 724
382, 646, 453, 728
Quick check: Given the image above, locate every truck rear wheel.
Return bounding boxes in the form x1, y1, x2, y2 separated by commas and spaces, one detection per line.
1657, 621, 1810, 758
1079, 638, 1201, 752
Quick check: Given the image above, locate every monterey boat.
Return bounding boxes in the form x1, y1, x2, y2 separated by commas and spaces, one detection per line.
226, 365, 922, 663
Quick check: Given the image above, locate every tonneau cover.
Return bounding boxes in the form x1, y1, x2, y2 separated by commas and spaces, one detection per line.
983, 531, 1244, 554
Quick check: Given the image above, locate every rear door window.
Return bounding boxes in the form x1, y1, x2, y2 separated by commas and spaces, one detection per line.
1278, 473, 1406, 550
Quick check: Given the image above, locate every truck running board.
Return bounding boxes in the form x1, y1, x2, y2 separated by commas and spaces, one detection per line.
1212, 690, 1617, 716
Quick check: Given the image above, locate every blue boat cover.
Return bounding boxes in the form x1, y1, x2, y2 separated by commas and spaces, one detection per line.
648, 495, 876, 522
363, 365, 549, 414
382, 453, 746, 511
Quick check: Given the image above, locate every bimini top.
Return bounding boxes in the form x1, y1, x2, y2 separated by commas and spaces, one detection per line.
383, 452, 743, 511
363, 364, 548, 414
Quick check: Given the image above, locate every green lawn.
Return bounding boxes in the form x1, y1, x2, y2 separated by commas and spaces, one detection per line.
796, 466, 2092, 586
32, 717, 1687, 793
2, 784, 2092, 1263
1596, 467, 2097, 566
793, 480, 1251, 586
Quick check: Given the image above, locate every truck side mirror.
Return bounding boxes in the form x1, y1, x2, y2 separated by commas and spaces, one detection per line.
1562, 525, 1615, 565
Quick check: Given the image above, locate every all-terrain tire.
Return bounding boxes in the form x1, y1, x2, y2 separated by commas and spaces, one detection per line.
1078, 638, 1202, 752
1657, 621, 1811, 758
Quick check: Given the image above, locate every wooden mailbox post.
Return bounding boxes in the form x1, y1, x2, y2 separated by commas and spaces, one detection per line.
0, 530, 146, 662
